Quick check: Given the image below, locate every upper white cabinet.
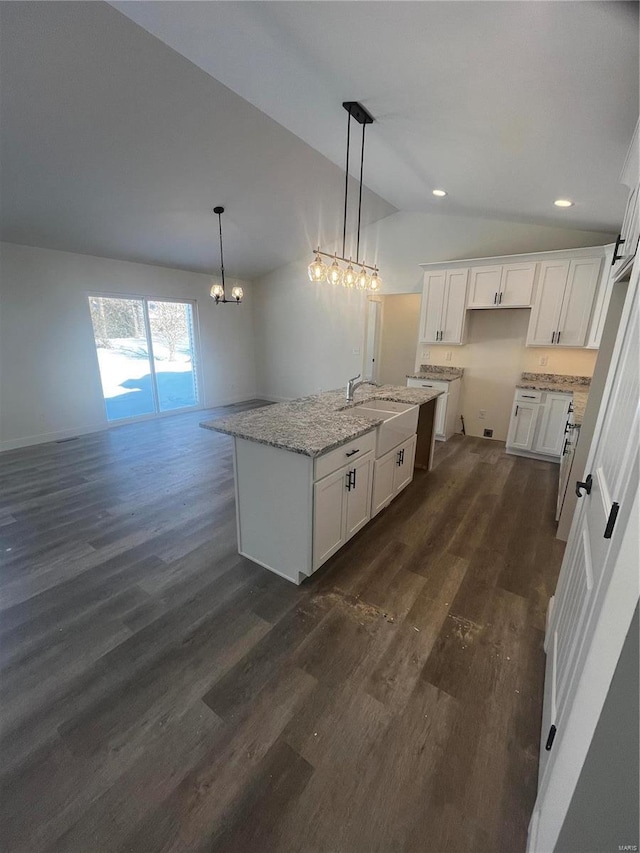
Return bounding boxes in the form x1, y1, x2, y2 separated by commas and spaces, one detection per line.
586, 246, 615, 349
468, 262, 536, 309
419, 268, 468, 344
612, 119, 639, 279
527, 257, 602, 347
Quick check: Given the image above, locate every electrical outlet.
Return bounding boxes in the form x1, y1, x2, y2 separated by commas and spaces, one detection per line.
445, 351, 452, 361
352, 347, 360, 355
479, 409, 486, 419
539, 355, 549, 366
422, 349, 430, 361
483, 428, 494, 438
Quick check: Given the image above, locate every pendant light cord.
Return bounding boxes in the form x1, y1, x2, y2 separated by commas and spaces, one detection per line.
342, 110, 351, 259
356, 122, 366, 264
217, 209, 226, 296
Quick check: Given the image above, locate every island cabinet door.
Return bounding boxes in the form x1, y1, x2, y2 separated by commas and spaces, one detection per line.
344, 453, 374, 541
392, 434, 417, 494
313, 468, 347, 570
372, 451, 396, 517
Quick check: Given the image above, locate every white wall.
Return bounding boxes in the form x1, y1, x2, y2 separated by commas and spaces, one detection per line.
253, 210, 612, 411
0, 242, 257, 450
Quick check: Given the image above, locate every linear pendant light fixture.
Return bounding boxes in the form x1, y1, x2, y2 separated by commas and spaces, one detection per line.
210, 206, 243, 304
308, 101, 382, 293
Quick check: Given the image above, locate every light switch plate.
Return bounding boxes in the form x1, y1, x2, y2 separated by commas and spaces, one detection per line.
539, 355, 548, 366
445, 351, 452, 361
422, 349, 430, 361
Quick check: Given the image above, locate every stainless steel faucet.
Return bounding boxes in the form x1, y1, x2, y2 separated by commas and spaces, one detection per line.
346, 373, 380, 403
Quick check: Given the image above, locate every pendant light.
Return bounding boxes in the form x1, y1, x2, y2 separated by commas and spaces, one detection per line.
308, 102, 382, 293
210, 206, 243, 304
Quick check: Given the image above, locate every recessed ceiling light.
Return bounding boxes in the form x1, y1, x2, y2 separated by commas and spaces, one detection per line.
432, 189, 447, 197
554, 199, 574, 208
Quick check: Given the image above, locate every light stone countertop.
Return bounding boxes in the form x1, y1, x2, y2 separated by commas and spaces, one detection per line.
406, 365, 464, 382
200, 385, 443, 457
516, 373, 591, 426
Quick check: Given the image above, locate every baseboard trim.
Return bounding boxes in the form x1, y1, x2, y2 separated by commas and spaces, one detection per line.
0, 422, 108, 453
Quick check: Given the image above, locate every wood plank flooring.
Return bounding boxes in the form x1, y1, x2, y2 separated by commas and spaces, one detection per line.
0, 404, 565, 853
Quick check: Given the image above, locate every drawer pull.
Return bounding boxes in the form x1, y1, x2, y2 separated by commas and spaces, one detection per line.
421, 384, 433, 388
345, 448, 360, 457
521, 394, 536, 399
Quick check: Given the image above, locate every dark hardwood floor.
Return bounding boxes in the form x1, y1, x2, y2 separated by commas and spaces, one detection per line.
0, 404, 565, 853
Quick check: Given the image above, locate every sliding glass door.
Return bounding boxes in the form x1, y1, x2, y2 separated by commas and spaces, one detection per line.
89, 296, 199, 422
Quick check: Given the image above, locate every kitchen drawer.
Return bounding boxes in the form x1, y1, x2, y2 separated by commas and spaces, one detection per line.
407, 378, 449, 393
515, 389, 543, 403
314, 430, 376, 481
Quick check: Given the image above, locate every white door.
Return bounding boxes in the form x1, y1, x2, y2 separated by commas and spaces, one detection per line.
506, 401, 539, 450
372, 450, 395, 516
364, 298, 381, 381
533, 394, 571, 457
344, 454, 373, 540
527, 260, 570, 346
556, 258, 602, 347
312, 468, 346, 570
468, 266, 502, 308
419, 271, 446, 342
530, 276, 639, 852
440, 268, 469, 343
500, 262, 536, 307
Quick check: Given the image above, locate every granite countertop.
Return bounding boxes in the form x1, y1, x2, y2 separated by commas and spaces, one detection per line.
406, 365, 464, 382
200, 384, 443, 457
516, 372, 591, 426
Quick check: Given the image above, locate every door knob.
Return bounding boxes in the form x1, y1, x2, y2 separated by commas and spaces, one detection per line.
575, 474, 593, 498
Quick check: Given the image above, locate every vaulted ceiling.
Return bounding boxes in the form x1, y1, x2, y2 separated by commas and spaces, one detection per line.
1, 1, 638, 278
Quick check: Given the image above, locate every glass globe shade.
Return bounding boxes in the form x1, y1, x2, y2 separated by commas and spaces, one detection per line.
369, 270, 382, 292
210, 283, 224, 300
356, 266, 370, 290
231, 286, 243, 302
343, 262, 356, 288
327, 257, 343, 286
308, 253, 327, 282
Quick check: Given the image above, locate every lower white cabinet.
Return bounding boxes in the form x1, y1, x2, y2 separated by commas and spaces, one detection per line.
406, 377, 461, 440
506, 389, 572, 461
371, 434, 417, 517
313, 451, 374, 570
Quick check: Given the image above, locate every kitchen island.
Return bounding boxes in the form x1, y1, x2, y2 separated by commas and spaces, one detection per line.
201, 384, 441, 584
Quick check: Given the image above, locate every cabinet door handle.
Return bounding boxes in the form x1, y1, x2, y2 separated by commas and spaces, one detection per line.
494, 292, 498, 305
551, 331, 556, 344
612, 233, 626, 264
515, 405, 519, 416
498, 292, 503, 304
400, 448, 405, 465
345, 448, 360, 457
562, 437, 569, 455
397, 450, 402, 466
557, 330, 561, 344
345, 471, 351, 491
352, 469, 357, 489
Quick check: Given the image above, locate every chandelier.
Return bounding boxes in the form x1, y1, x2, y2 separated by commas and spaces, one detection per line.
308, 102, 382, 293
210, 206, 243, 304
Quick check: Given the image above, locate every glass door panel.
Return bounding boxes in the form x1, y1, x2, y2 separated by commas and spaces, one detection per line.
147, 300, 198, 412
89, 296, 156, 421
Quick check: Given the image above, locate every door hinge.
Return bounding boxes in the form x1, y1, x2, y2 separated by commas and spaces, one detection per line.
604, 502, 620, 539
545, 724, 557, 751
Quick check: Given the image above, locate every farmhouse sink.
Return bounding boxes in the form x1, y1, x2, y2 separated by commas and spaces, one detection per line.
351, 400, 419, 457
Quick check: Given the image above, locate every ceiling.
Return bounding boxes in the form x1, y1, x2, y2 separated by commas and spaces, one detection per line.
1, 1, 638, 279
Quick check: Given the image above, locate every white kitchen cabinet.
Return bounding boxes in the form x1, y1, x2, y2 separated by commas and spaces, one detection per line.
419, 268, 468, 344
506, 389, 572, 460
533, 393, 572, 456
586, 246, 615, 349
313, 450, 374, 570
467, 262, 536, 309
612, 119, 639, 279
372, 434, 417, 517
527, 257, 601, 347
506, 400, 540, 451
406, 377, 461, 441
